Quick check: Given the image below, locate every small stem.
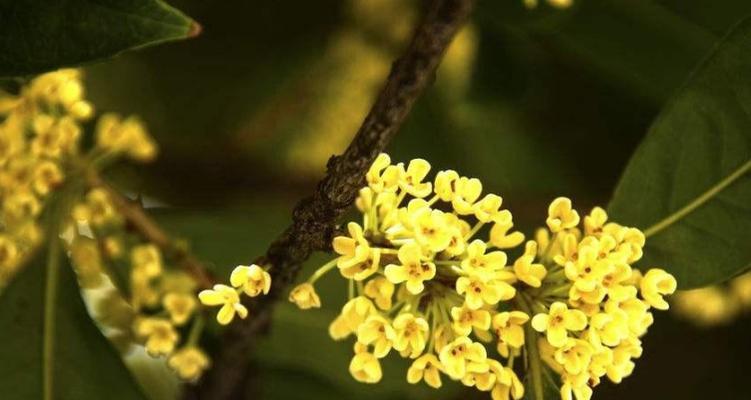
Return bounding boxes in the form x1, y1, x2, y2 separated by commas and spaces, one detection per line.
43, 235, 61, 400
464, 221, 485, 241
516, 294, 544, 400
643, 159, 751, 237
187, 313, 206, 346
308, 258, 338, 284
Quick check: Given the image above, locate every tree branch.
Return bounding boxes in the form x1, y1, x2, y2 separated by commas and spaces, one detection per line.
185, 0, 475, 398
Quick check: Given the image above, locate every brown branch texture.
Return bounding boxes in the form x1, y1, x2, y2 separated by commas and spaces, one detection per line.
186, 0, 475, 398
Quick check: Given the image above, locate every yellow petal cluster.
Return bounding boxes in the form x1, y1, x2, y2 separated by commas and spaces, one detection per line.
289, 154, 677, 400
198, 264, 272, 325
0, 70, 208, 381
0, 69, 157, 287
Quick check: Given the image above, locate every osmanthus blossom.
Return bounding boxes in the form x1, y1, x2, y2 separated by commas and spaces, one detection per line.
287, 153, 677, 400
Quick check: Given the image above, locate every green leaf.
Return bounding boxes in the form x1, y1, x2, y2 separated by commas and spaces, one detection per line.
0, 243, 147, 400
0, 0, 198, 77
607, 18, 751, 288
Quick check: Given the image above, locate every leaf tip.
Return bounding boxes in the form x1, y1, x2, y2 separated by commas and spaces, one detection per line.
188, 21, 203, 38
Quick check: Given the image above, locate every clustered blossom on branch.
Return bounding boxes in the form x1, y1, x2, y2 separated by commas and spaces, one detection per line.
289, 153, 677, 400
199, 264, 272, 325
0, 71, 210, 381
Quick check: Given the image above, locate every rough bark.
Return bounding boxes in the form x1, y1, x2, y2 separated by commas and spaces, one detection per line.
184, 0, 475, 398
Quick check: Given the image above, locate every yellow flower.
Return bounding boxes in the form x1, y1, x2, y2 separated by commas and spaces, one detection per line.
135, 317, 179, 357
198, 284, 248, 325
329, 296, 376, 340
96, 114, 157, 162
606, 337, 642, 383
407, 353, 443, 388
564, 241, 611, 292
399, 158, 432, 198
434, 169, 459, 201
473, 194, 507, 223
640, 268, 677, 310
546, 197, 580, 233
513, 241, 547, 288
489, 220, 525, 249
601, 263, 636, 302
363, 277, 394, 310
357, 315, 396, 358
0, 235, 20, 271
392, 313, 429, 358
163, 292, 197, 326
333, 222, 373, 279
531, 301, 588, 347
560, 372, 593, 400
456, 274, 515, 310
462, 358, 501, 391
433, 324, 455, 353
131, 244, 162, 278
461, 240, 508, 280
366, 153, 397, 192
451, 304, 491, 336
168, 347, 210, 381
384, 243, 435, 294
289, 283, 321, 309
230, 264, 271, 297
451, 176, 482, 215
617, 298, 654, 336
492, 311, 529, 348
584, 206, 608, 235
438, 336, 488, 380
349, 351, 382, 383
554, 338, 594, 375
413, 208, 453, 252
587, 308, 628, 348
32, 160, 63, 195
490, 364, 524, 400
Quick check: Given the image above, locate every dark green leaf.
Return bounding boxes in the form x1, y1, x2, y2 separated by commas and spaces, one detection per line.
0, 0, 198, 77
0, 244, 147, 399
608, 18, 751, 288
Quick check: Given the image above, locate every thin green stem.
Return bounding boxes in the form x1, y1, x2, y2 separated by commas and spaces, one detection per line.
464, 221, 485, 241
644, 159, 751, 237
516, 294, 544, 400
43, 235, 61, 400
308, 258, 338, 284
187, 314, 206, 346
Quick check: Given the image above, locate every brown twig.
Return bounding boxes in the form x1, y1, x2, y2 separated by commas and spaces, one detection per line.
86, 172, 215, 290
184, 0, 475, 398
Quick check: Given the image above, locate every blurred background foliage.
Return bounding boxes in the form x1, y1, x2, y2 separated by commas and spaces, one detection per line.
78, 0, 751, 398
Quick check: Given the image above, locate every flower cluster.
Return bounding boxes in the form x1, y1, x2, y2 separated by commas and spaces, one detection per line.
0, 69, 156, 286
1, 70, 208, 381
198, 264, 272, 325
673, 271, 751, 326
65, 169, 209, 379
289, 154, 677, 400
